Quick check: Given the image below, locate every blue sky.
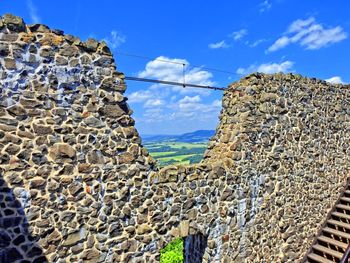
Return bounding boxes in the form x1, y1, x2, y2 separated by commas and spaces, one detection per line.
1, 0, 349, 135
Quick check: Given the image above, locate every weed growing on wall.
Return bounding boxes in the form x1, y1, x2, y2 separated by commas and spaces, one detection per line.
160, 238, 184, 263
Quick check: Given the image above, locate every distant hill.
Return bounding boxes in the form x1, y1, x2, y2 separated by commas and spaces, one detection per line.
142, 130, 215, 143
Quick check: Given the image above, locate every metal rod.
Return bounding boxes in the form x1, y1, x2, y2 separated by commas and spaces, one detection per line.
124, 76, 226, 91
340, 244, 350, 263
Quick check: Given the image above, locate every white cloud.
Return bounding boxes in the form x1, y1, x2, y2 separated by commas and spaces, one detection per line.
166, 95, 221, 121
208, 40, 230, 49
288, 17, 315, 33
27, 0, 41, 24
249, 38, 267, 47
142, 108, 167, 122
236, 67, 248, 75
257, 61, 294, 73
209, 29, 249, 49
259, 0, 272, 13
267, 17, 347, 52
144, 99, 165, 108
104, 30, 126, 49
267, 36, 290, 52
138, 56, 214, 94
128, 90, 153, 103
236, 61, 294, 75
178, 95, 202, 111
176, 95, 221, 114
179, 95, 201, 104
229, 29, 248, 41
212, 99, 222, 108
325, 76, 344, 84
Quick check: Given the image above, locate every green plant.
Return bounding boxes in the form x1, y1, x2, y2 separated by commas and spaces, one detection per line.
160, 237, 184, 263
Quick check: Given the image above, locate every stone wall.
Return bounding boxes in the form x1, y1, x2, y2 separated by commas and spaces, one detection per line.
148, 73, 349, 262
0, 14, 349, 263
0, 14, 155, 262
210, 73, 350, 262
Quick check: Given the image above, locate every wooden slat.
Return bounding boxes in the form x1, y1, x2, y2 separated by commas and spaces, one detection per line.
328, 219, 350, 230
340, 197, 350, 203
307, 252, 335, 263
323, 227, 350, 240
317, 235, 348, 250
336, 204, 350, 211
332, 212, 350, 221
344, 190, 350, 195
313, 244, 343, 259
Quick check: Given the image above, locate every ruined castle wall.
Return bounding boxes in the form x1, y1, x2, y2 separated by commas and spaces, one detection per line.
150, 73, 349, 262
0, 14, 349, 263
0, 14, 155, 262
207, 73, 350, 262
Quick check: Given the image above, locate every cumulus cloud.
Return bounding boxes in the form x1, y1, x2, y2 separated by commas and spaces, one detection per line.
129, 56, 216, 114
167, 95, 222, 121
142, 108, 167, 122
128, 90, 153, 103
178, 95, 202, 111
144, 99, 165, 108
138, 56, 214, 94
229, 29, 248, 41
325, 76, 344, 84
268, 36, 290, 52
27, 0, 41, 24
236, 61, 294, 75
175, 95, 221, 114
267, 17, 347, 52
259, 0, 272, 13
104, 30, 126, 49
208, 40, 230, 49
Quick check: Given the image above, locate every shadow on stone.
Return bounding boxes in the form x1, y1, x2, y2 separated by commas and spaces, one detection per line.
0, 171, 47, 263
184, 234, 208, 263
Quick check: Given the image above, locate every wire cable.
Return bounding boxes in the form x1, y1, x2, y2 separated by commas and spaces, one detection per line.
114, 51, 238, 76
124, 76, 226, 91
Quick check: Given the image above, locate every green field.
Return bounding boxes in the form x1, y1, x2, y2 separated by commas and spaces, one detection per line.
144, 141, 208, 167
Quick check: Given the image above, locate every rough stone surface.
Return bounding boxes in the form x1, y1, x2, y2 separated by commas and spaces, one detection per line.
0, 14, 349, 263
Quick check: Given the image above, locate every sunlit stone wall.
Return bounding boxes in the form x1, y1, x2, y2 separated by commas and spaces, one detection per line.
150, 73, 350, 262
0, 14, 155, 262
